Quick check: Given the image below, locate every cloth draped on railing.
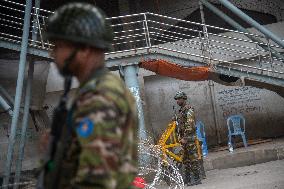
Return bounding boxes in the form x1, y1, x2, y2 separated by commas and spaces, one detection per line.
139, 59, 210, 81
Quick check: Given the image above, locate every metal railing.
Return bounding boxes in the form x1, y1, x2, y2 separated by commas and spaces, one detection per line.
0, 0, 284, 79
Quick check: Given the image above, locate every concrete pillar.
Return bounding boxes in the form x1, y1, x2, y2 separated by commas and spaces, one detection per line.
121, 65, 147, 140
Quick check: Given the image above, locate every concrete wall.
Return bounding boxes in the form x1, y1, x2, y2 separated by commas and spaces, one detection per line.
143, 74, 284, 146
0, 59, 50, 110
0, 112, 46, 174
0, 59, 50, 174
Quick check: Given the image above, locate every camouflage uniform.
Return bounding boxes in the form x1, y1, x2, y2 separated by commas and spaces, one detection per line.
175, 94, 201, 185
44, 68, 139, 189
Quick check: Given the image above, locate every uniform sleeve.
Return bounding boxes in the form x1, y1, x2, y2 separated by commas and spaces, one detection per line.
72, 91, 137, 189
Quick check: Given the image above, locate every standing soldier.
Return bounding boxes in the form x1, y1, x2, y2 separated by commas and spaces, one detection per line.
38, 3, 139, 189
174, 91, 201, 186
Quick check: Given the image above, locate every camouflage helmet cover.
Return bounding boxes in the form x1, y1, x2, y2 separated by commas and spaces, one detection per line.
174, 91, 187, 100
45, 3, 113, 50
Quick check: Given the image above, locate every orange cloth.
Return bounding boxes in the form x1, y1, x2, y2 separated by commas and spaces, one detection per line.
140, 59, 210, 81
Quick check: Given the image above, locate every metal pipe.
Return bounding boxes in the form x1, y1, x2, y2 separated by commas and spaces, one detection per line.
0, 95, 13, 116
152, 35, 280, 68
208, 81, 221, 144
13, 61, 34, 189
146, 12, 262, 38
149, 25, 279, 55
0, 85, 14, 108
110, 20, 144, 27
147, 19, 282, 49
143, 18, 149, 47
122, 65, 147, 140
218, 0, 284, 48
2, 0, 33, 187
13, 1, 39, 188
199, 2, 221, 144
200, 0, 284, 61
143, 13, 152, 47
199, 1, 212, 64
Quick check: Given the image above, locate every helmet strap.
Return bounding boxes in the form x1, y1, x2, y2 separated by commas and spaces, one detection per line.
60, 48, 78, 76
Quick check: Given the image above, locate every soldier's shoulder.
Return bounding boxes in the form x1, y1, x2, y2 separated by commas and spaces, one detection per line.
97, 72, 125, 93
184, 104, 194, 111
79, 72, 125, 96
95, 72, 135, 113
75, 71, 135, 112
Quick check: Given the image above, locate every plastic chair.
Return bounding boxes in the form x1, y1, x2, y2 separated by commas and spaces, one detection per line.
195, 121, 208, 157
227, 114, 248, 148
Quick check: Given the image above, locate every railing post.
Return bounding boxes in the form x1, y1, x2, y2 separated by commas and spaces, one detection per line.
2, 0, 33, 188
143, 13, 151, 47
34, 8, 44, 47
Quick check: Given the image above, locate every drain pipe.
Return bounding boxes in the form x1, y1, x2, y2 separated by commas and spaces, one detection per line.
2, 0, 33, 188
200, 0, 284, 61
199, 2, 222, 144
218, 0, 284, 48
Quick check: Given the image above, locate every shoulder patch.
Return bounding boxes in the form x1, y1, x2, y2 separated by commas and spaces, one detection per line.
76, 118, 94, 138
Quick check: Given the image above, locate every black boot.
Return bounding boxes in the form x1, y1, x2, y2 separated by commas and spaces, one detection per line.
199, 161, 206, 179
186, 172, 196, 186
187, 173, 202, 186
193, 174, 202, 185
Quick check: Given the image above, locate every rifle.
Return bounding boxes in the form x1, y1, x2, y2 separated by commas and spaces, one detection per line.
37, 76, 72, 189
173, 106, 180, 136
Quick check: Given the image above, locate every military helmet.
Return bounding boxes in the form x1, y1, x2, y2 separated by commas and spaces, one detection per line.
45, 3, 113, 50
174, 91, 187, 100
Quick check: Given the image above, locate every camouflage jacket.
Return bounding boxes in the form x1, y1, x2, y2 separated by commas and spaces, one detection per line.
176, 104, 196, 143
45, 68, 139, 189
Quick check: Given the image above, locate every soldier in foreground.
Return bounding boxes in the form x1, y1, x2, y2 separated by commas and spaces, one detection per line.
173, 91, 202, 186
37, 3, 139, 189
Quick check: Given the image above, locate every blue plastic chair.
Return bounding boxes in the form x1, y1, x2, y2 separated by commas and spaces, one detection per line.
196, 121, 208, 157
227, 114, 248, 148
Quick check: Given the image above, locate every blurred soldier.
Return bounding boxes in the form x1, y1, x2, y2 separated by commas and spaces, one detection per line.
39, 3, 139, 189
174, 91, 201, 186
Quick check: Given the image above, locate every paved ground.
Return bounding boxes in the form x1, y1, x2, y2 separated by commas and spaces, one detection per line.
204, 137, 284, 171
188, 159, 284, 189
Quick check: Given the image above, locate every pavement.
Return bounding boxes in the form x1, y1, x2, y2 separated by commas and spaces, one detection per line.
203, 137, 284, 171
189, 159, 284, 189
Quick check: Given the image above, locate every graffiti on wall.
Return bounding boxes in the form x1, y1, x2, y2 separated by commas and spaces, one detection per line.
217, 86, 262, 118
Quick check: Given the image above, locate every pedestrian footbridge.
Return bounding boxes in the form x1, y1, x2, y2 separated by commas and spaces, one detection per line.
0, 1, 284, 87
